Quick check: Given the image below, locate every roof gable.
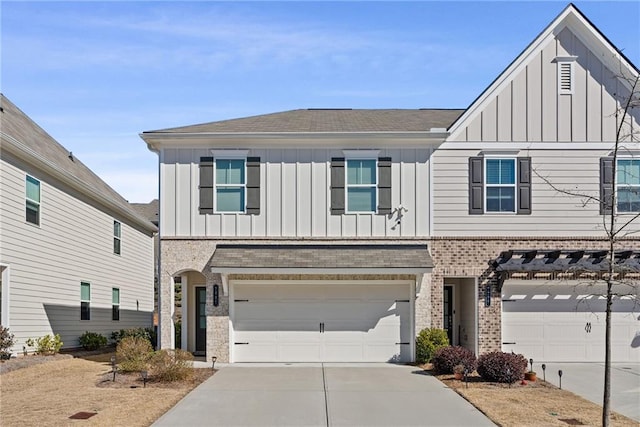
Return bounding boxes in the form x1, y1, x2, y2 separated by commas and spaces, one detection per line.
447, 3, 639, 143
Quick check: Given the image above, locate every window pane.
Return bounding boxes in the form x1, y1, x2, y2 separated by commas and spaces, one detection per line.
81, 282, 90, 301
112, 288, 120, 304
81, 302, 90, 320
486, 187, 515, 212
347, 160, 376, 185
486, 159, 515, 184
26, 176, 40, 202
216, 187, 244, 212
216, 159, 245, 185
617, 188, 640, 212
26, 201, 39, 225
347, 187, 376, 212
618, 160, 640, 185
112, 305, 120, 321
113, 221, 121, 238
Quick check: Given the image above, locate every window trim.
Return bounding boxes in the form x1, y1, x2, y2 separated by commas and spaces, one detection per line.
345, 158, 378, 214
615, 157, 640, 213
484, 156, 517, 214
25, 175, 41, 226
113, 220, 121, 255
80, 282, 90, 321
112, 287, 120, 321
214, 157, 247, 214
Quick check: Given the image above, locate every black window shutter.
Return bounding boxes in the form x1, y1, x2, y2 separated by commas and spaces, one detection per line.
517, 157, 532, 215
600, 157, 614, 215
377, 157, 392, 214
246, 157, 261, 215
199, 157, 214, 214
469, 157, 484, 214
331, 157, 345, 215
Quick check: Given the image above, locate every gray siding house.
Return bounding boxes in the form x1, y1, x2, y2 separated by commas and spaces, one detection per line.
142, 4, 639, 363
0, 95, 157, 354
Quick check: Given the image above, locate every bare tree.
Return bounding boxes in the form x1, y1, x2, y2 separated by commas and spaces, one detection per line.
532, 60, 639, 427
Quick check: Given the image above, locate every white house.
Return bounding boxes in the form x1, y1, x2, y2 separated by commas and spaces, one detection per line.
0, 95, 157, 354
141, 4, 639, 363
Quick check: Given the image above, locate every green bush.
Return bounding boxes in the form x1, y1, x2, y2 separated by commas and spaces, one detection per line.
0, 326, 15, 359
78, 331, 108, 351
149, 349, 194, 382
111, 327, 157, 349
25, 334, 63, 355
116, 336, 153, 372
415, 328, 449, 363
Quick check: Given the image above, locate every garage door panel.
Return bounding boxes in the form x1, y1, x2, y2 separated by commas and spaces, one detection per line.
232, 282, 411, 362
502, 282, 639, 362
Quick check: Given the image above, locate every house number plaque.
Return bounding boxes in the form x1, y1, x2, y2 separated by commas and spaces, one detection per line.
213, 284, 219, 307
484, 285, 491, 307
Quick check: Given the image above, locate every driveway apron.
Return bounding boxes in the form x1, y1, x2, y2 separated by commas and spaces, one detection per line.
153, 364, 494, 427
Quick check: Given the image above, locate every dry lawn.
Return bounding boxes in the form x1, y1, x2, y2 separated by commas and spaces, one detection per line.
437, 373, 637, 427
0, 354, 213, 427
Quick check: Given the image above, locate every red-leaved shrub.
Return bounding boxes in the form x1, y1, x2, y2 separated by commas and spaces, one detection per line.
477, 351, 527, 383
432, 346, 477, 374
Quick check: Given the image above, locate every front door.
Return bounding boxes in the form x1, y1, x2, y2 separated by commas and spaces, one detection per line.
195, 287, 206, 354
444, 286, 453, 344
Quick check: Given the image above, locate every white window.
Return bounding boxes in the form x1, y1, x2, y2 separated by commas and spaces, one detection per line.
25, 175, 40, 225
113, 221, 121, 255
81, 282, 90, 320
112, 288, 120, 321
346, 159, 377, 213
485, 158, 516, 213
617, 159, 640, 212
215, 159, 246, 213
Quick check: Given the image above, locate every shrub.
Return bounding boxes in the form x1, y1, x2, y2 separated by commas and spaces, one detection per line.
149, 349, 194, 382
0, 326, 15, 359
78, 331, 108, 351
25, 334, 63, 355
111, 327, 157, 349
415, 328, 449, 364
432, 346, 477, 374
477, 351, 528, 383
116, 336, 153, 372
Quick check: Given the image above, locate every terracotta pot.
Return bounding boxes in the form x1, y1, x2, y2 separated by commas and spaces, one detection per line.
524, 372, 537, 381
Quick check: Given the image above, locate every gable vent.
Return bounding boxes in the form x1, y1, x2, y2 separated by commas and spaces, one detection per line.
558, 61, 574, 95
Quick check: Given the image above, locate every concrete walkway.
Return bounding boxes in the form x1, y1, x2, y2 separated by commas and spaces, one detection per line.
539, 362, 640, 422
153, 364, 494, 427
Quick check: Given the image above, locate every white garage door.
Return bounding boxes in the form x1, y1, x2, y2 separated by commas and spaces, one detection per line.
502, 282, 639, 362
231, 281, 412, 363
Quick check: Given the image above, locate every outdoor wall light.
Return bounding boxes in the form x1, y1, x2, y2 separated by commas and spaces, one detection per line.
211, 356, 217, 370
141, 370, 148, 388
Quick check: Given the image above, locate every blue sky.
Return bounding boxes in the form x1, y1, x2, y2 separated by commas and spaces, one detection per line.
2, 1, 639, 203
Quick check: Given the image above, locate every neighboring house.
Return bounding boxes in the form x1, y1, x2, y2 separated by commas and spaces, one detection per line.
0, 95, 157, 355
141, 4, 639, 363
131, 199, 160, 325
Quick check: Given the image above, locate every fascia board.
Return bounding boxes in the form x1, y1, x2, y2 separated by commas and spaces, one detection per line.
2, 133, 158, 235
211, 267, 432, 274
141, 131, 449, 150
438, 141, 640, 151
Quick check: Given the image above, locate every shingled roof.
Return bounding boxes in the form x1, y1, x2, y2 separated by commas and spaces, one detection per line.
1, 94, 157, 234
210, 243, 433, 273
145, 109, 464, 134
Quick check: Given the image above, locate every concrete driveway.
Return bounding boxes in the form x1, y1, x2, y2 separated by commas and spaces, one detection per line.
539, 362, 640, 422
153, 364, 494, 427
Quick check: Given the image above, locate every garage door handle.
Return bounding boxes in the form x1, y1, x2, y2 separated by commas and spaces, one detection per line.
396, 342, 410, 345
502, 342, 516, 345
395, 299, 410, 303
234, 342, 249, 345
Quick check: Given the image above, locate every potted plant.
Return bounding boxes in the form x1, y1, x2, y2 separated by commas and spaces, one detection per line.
453, 364, 465, 380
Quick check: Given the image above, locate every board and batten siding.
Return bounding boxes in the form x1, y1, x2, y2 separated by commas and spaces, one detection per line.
451, 27, 639, 143
0, 156, 154, 351
432, 149, 640, 237
160, 148, 432, 238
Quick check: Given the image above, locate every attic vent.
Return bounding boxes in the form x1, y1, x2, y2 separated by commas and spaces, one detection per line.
558, 61, 574, 95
